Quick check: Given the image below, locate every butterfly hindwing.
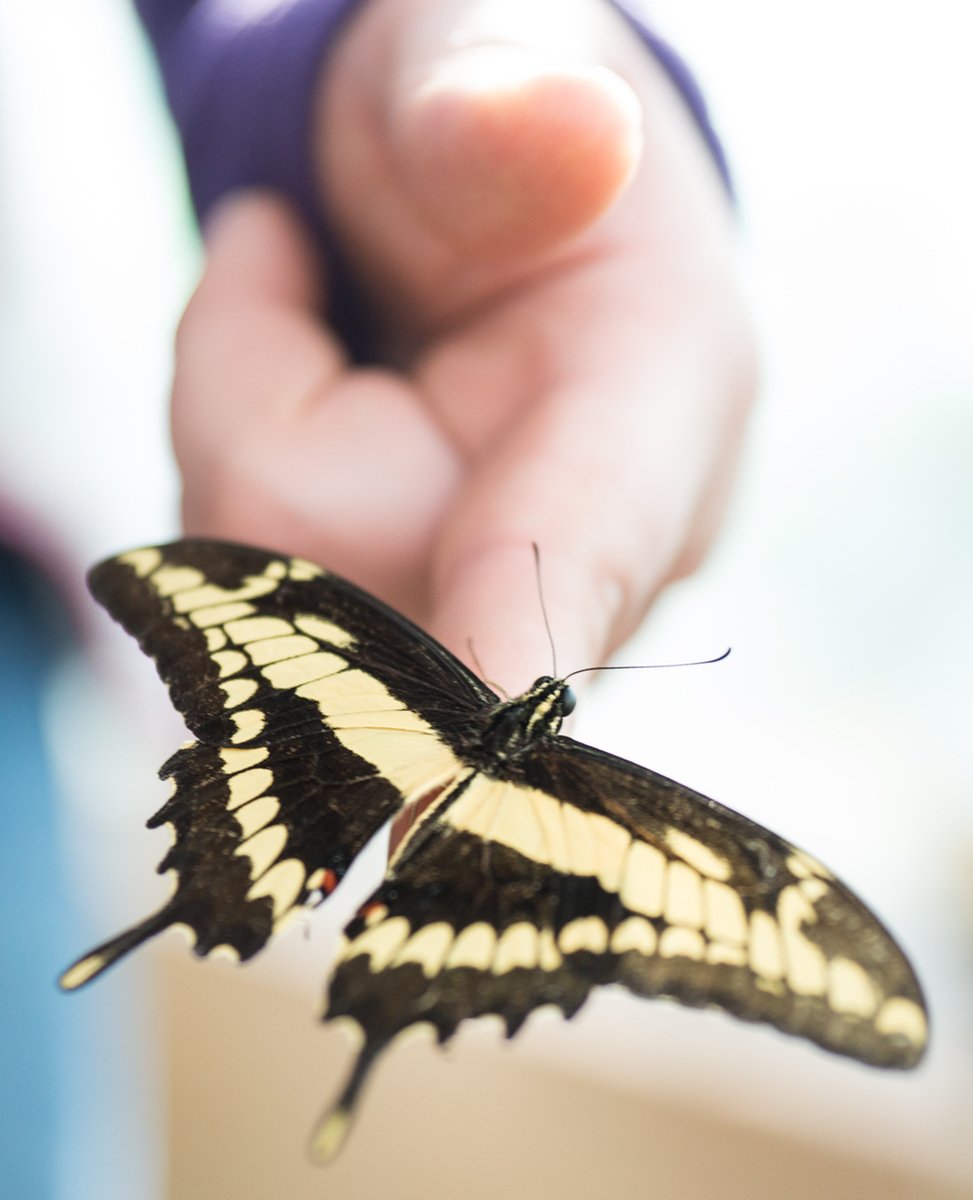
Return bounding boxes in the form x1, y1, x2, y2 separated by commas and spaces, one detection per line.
61, 540, 494, 988
315, 733, 926, 1157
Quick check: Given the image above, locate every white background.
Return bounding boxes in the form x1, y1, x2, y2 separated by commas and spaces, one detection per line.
1, 0, 970, 1193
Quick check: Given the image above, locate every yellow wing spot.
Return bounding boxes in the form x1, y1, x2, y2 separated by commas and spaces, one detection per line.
777, 883, 815, 929
59, 953, 108, 991
288, 558, 323, 581
293, 666, 462, 799
785, 938, 828, 996
212, 649, 249, 678
706, 942, 748, 967
247, 859, 306, 920
495, 791, 548, 864
529, 792, 571, 873
120, 547, 162, 577
874, 997, 927, 1045
828, 956, 878, 1018
395, 922, 454, 977
446, 922, 497, 971
261, 651, 346, 690
786, 850, 833, 881
347, 916, 412, 971
224, 615, 295, 644
588, 813, 631, 893
489, 784, 552, 864
265, 560, 288, 580
665, 829, 732, 882
294, 613, 356, 648
150, 564, 204, 595
445, 778, 572, 873
209, 945, 242, 964
333, 708, 435, 735
230, 708, 266, 744
205, 627, 228, 651
778, 885, 828, 996
537, 928, 562, 971
234, 794, 281, 839
246, 634, 319, 666
703, 879, 748, 945
561, 804, 597, 877
665, 861, 705, 930
220, 746, 270, 774
749, 911, 785, 981
799, 877, 829, 904
226, 766, 274, 809
297, 668, 403, 715
311, 1109, 351, 1165
235, 823, 288, 880
172, 575, 280, 614
362, 903, 388, 928
220, 678, 259, 709
493, 923, 538, 974
171, 921, 199, 950
190, 602, 256, 628
610, 916, 658, 956
659, 926, 705, 960
621, 840, 666, 918
558, 917, 608, 956
443, 777, 503, 840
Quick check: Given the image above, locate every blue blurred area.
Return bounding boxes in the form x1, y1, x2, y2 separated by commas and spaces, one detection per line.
0, 549, 78, 1199
0, 551, 160, 1200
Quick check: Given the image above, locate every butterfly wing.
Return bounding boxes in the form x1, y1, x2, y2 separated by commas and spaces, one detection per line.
60, 539, 495, 989
315, 737, 927, 1159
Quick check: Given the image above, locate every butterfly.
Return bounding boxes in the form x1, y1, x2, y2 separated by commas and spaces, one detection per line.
60, 539, 928, 1160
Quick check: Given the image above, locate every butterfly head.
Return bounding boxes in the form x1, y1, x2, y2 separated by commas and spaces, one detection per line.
482, 676, 575, 760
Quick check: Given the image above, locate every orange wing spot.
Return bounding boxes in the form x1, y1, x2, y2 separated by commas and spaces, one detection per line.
307, 867, 340, 898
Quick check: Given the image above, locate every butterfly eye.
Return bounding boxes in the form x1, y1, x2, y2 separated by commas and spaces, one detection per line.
561, 685, 577, 716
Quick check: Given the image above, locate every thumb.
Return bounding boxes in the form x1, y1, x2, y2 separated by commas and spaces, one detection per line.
389, 39, 642, 259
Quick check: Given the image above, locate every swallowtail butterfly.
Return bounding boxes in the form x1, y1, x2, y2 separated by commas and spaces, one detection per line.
60, 540, 927, 1160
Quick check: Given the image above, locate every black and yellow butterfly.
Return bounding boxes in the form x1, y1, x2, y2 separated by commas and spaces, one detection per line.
60, 539, 927, 1160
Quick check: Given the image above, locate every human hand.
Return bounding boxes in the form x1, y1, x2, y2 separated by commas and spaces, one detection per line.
172, 0, 756, 695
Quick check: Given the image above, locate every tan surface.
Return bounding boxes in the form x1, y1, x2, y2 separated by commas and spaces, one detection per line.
161, 953, 963, 1200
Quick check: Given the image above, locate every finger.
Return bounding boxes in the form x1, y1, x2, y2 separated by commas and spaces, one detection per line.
315, 0, 646, 324
172, 191, 344, 483
428, 323, 751, 696
172, 193, 463, 607
390, 41, 642, 258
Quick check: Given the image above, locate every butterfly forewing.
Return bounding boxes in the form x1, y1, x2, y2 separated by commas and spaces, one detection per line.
62, 540, 491, 988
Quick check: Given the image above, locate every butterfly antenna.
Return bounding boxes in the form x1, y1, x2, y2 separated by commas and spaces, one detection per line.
466, 638, 507, 698
532, 542, 558, 679
564, 647, 731, 684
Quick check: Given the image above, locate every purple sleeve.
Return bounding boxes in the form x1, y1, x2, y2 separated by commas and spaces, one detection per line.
133, 0, 728, 353
134, 0, 729, 226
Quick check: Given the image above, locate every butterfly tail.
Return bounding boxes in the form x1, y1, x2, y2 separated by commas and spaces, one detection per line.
58, 908, 172, 991
309, 1037, 386, 1164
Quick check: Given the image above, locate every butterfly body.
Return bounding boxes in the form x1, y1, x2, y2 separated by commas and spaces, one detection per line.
60, 539, 928, 1160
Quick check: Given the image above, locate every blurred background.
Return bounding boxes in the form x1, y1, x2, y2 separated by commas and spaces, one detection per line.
1, 1, 970, 1197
